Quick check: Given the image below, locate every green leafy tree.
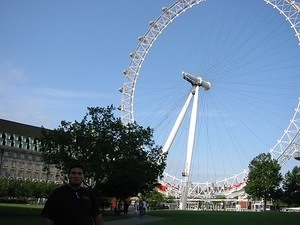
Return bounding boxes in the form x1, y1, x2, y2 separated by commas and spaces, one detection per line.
0, 178, 56, 201
0, 178, 7, 197
40, 106, 167, 199
142, 189, 166, 209
7, 179, 23, 198
245, 153, 282, 211
43, 181, 57, 198
282, 166, 300, 207
21, 179, 34, 198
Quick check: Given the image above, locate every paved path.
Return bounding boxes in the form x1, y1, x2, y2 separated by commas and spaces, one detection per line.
105, 213, 164, 225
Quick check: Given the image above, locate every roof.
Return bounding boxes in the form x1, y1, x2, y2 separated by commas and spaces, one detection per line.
0, 119, 49, 138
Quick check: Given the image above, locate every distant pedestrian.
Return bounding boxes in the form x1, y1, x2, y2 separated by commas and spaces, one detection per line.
138, 201, 144, 218
142, 199, 147, 215
134, 201, 138, 214
123, 200, 129, 215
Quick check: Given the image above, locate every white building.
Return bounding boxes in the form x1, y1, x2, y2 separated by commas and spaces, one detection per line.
0, 119, 60, 182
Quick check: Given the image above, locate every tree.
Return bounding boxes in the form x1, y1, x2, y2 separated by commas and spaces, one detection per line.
6, 179, 23, 198
0, 177, 56, 202
142, 189, 166, 209
245, 153, 282, 211
0, 178, 7, 197
40, 106, 167, 200
282, 166, 300, 207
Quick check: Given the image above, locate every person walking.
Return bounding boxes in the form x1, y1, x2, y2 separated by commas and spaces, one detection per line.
123, 200, 129, 215
138, 201, 144, 218
41, 163, 104, 225
142, 199, 147, 215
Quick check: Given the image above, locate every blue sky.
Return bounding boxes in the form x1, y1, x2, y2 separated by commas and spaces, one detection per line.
0, 0, 174, 128
1, 0, 300, 183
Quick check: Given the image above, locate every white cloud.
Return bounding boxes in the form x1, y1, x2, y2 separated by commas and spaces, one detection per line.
36, 87, 102, 99
0, 62, 117, 129
0, 62, 26, 91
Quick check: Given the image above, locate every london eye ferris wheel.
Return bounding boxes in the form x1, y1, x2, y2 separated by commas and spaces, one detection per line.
119, 0, 300, 201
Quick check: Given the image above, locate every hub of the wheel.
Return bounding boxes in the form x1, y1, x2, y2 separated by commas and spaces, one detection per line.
182, 71, 211, 90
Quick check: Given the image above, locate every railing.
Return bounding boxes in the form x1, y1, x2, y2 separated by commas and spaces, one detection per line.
0, 132, 41, 151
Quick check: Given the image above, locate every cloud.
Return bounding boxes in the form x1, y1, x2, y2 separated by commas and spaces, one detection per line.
0, 62, 26, 91
0, 62, 117, 128
36, 87, 102, 99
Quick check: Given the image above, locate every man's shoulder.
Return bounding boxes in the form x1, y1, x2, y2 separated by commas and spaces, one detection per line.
51, 184, 69, 194
56, 184, 68, 190
79, 187, 94, 195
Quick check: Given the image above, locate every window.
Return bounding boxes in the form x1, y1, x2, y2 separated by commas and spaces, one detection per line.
2, 160, 8, 167
19, 162, 24, 169
18, 170, 24, 177
9, 169, 15, 177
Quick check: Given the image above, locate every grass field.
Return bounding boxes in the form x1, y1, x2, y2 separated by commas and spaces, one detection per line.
1, 203, 300, 225
0, 203, 123, 225
147, 210, 300, 225
0, 203, 43, 225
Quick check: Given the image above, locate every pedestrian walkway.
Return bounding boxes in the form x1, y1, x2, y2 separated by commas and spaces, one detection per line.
105, 213, 163, 225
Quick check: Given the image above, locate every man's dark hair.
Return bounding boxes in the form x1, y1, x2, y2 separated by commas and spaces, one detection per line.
68, 163, 85, 175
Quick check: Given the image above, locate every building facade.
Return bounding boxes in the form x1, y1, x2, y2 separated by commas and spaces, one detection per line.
0, 119, 60, 182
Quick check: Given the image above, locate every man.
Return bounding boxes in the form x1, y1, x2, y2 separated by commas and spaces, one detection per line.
41, 164, 104, 225
142, 199, 147, 215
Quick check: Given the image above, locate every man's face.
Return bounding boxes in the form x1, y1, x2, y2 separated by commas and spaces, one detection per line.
68, 167, 84, 187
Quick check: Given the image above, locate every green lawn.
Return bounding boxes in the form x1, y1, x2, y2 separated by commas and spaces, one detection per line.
0, 203, 126, 225
0, 203, 43, 225
147, 210, 300, 225
1, 203, 300, 225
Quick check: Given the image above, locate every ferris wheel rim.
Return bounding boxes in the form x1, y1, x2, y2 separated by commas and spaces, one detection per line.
119, 0, 206, 124
119, 0, 300, 196
120, 0, 300, 125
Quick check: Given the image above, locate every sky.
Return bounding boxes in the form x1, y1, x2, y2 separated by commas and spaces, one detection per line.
0, 0, 173, 128
1, 0, 300, 184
